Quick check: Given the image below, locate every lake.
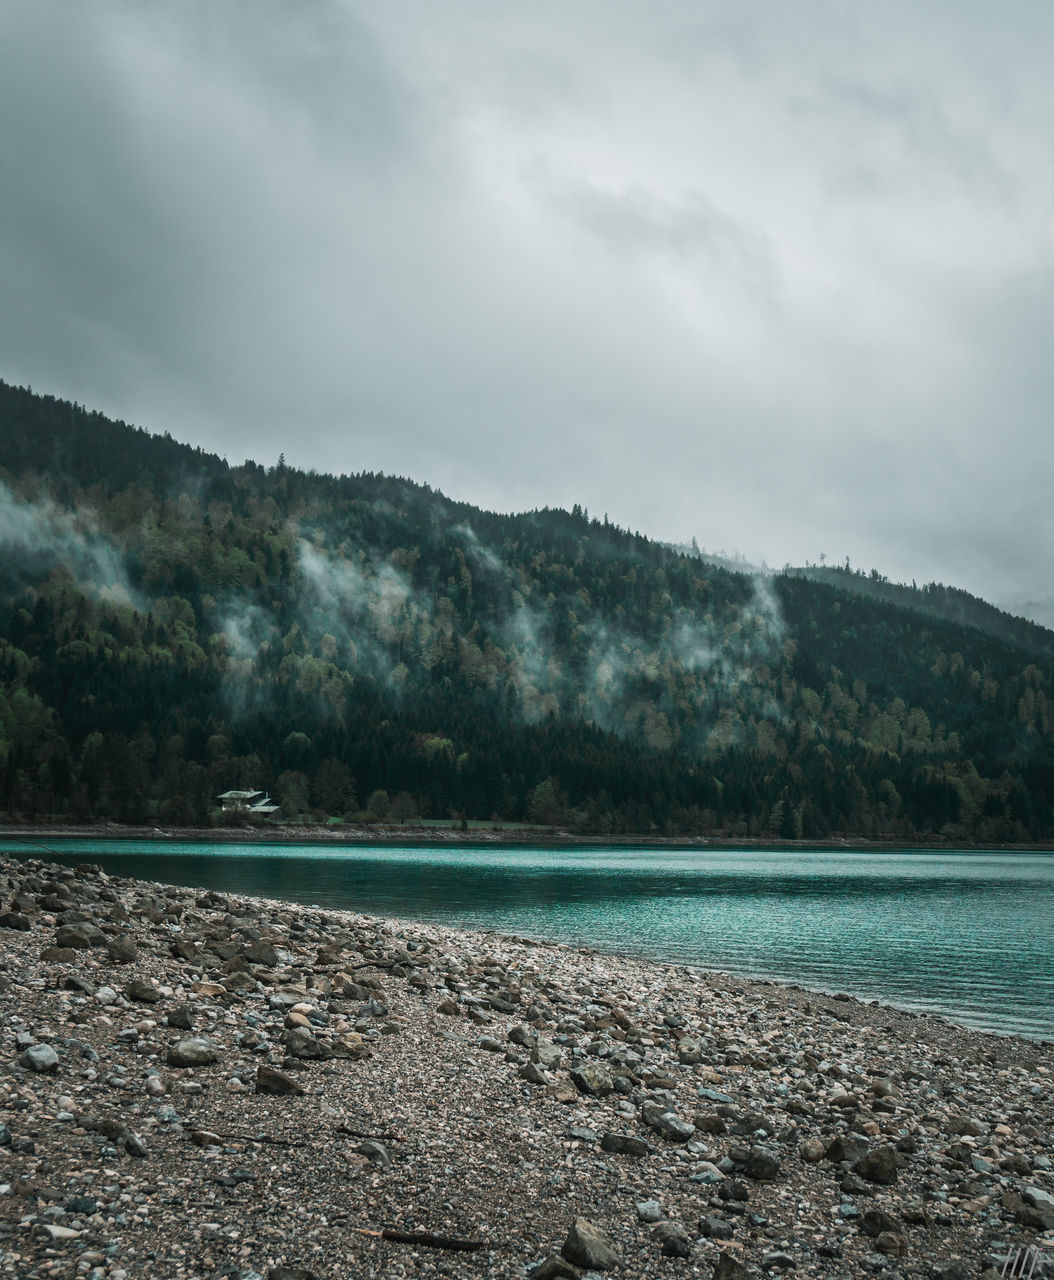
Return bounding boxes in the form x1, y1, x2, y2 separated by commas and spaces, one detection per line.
3, 838, 1052, 1041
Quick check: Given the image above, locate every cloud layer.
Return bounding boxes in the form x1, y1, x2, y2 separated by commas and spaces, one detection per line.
2, 1, 1052, 610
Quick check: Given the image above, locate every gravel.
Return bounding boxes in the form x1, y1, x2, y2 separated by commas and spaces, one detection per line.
0, 853, 1051, 1280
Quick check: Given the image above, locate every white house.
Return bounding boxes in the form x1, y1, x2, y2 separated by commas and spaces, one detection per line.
216, 789, 282, 817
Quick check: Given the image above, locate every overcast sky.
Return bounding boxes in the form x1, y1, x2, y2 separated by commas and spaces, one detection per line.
2, 2, 1052, 615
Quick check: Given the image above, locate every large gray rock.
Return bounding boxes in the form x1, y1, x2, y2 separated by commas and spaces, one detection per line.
107, 935, 138, 963
854, 1145, 899, 1185
283, 1027, 327, 1059
653, 1221, 692, 1258
561, 1218, 620, 1271
826, 1134, 869, 1164
242, 938, 279, 967
532, 1039, 563, 1069
600, 1132, 653, 1157
569, 1062, 614, 1097
55, 923, 103, 949
167, 1037, 222, 1067
644, 1107, 695, 1143
20, 1044, 59, 1073
744, 1143, 781, 1180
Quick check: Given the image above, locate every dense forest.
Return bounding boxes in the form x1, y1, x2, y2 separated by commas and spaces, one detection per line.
1, 379, 1052, 840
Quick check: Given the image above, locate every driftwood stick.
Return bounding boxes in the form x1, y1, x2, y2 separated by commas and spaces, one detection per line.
357, 1228, 485, 1253
193, 1129, 303, 1148
336, 1123, 404, 1143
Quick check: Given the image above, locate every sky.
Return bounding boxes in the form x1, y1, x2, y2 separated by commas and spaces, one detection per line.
2, 1, 1052, 617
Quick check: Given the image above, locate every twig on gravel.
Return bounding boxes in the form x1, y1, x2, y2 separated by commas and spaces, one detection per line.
335, 1123, 404, 1143
357, 1227, 485, 1252
191, 1129, 304, 1148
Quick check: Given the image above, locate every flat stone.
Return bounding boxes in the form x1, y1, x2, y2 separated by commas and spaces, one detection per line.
55, 924, 102, 949
713, 1253, 751, 1280
529, 1254, 581, 1280
354, 1141, 390, 1166
126, 979, 160, 1003
167, 1037, 222, 1067
256, 1064, 306, 1096
561, 1217, 620, 1271
600, 1132, 653, 1157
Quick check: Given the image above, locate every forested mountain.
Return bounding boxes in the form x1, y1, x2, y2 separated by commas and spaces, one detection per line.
1, 379, 1052, 840
784, 563, 1054, 658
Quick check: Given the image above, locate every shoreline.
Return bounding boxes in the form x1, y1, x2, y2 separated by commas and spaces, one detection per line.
2, 820, 1053, 853
1, 853, 1052, 1278
3, 827, 1051, 1047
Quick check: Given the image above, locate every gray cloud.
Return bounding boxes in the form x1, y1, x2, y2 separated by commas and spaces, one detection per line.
1, 1, 1052, 615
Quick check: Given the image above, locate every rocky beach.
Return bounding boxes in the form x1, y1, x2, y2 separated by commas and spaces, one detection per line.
0, 853, 1051, 1280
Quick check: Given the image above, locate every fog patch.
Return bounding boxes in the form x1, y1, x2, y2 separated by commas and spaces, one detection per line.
0, 480, 144, 610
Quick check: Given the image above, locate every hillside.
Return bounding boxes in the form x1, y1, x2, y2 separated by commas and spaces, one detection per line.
1, 379, 1052, 839
785, 563, 1054, 658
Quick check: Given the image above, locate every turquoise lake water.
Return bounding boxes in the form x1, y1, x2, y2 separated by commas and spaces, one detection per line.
3, 839, 1052, 1041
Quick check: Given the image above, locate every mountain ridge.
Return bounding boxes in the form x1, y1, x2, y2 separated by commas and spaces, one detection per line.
1, 378, 1052, 840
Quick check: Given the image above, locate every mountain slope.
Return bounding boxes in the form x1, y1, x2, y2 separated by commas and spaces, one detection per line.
1, 379, 1052, 839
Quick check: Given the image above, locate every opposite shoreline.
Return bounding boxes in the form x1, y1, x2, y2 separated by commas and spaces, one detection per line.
2, 821, 1053, 852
